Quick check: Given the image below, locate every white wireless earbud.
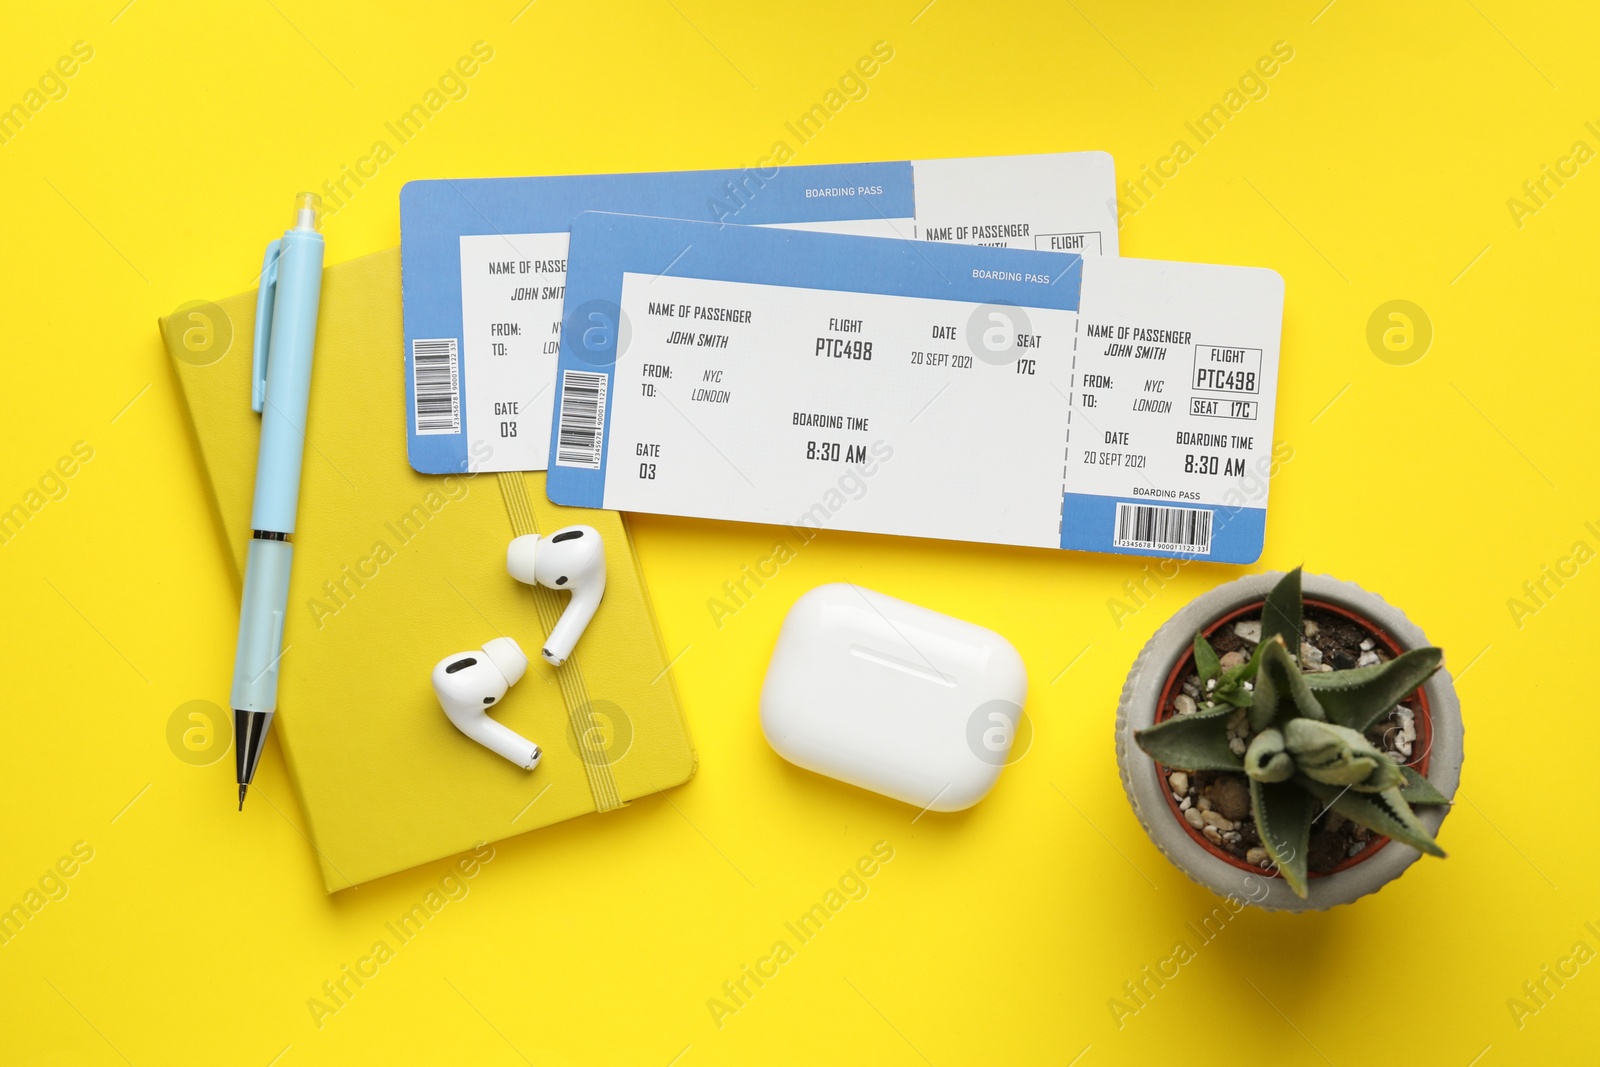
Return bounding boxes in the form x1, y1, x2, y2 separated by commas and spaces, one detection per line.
431, 637, 542, 769
506, 525, 607, 667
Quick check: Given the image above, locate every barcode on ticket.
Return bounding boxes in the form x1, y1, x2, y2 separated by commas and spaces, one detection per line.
1113, 502, 1213, 555
412, 338, 461, 436
554, 370, 608, 469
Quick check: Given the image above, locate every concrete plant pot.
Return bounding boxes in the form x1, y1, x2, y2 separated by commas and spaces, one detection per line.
1115, 571, 1464, 912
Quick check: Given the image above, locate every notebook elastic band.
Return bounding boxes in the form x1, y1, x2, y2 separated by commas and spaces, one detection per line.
497, 471, 624, 813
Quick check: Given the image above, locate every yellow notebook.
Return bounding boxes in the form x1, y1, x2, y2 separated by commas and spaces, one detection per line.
160, 247, 695, 892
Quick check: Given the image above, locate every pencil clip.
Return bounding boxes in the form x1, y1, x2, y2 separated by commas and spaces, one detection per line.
251, 239, 282, 413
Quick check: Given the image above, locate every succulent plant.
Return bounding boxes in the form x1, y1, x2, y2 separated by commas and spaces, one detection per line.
1134, 568, 1448, 898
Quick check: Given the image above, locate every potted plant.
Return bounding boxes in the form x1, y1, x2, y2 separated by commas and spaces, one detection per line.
1115, 568, 1463, 911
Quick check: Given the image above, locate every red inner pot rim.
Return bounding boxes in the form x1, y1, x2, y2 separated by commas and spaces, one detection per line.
1152, 597, 1434, 881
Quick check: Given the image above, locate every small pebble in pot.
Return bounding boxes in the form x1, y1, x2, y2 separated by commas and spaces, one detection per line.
1246, 846, 1270, 867
1228, 737, 1246, 755
1200, 810, 1234, 831
1197, 796, 1213, 812
1185, 807, 1205, 829
1357, 650, 1380, 667
1359, 638, 1374, 651
1303, 620, 1319, 637
1234, 619, 1262, 643
1168, 771, 1189, 795
1175, 694, 1197, 716
1202, 826, 1224, 845
1219, 651, 1246, 670
1208, 777, 1251, 820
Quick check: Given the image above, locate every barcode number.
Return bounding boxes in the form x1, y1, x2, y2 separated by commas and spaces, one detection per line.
1113, 502, 1213, 555
554, 370, 608, 469
412, 338, 460, 436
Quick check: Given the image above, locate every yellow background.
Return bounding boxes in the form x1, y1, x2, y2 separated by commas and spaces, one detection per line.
2, 1, 1596, 1063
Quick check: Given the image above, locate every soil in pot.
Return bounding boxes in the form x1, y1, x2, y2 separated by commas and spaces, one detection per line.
1155, 601, 1433, 878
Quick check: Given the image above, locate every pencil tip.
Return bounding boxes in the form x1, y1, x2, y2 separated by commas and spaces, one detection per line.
238, 785, 247, 810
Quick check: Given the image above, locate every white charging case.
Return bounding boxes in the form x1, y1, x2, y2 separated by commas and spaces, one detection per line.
760, 583, 1028, 811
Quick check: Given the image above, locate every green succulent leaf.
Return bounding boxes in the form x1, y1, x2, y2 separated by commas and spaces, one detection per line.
1193, 631, 1222, 688
1249, 637, 1326, 732
1251, 777, 1315, 898
1247, 643, 1282, 732
1244, 729, 1293, 782
1283, 718, 1403, 792
1214, 687, 1254, 708
1398, 765, 1449, 805
1134, 703, 1242, 772
1303, 647, 1444, 732
1298, 777, 1446, 858
1260, 566, 1303, 653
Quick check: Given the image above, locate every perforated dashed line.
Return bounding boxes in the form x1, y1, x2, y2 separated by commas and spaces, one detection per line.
1058, 316, 1081, 536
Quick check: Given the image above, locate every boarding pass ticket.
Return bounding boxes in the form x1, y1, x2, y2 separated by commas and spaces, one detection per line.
399, 152, 1116, 474
546, 212, 1285, 563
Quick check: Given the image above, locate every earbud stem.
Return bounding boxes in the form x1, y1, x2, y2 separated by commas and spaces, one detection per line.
454, 714, 542, 769
542, 587, 602, 666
